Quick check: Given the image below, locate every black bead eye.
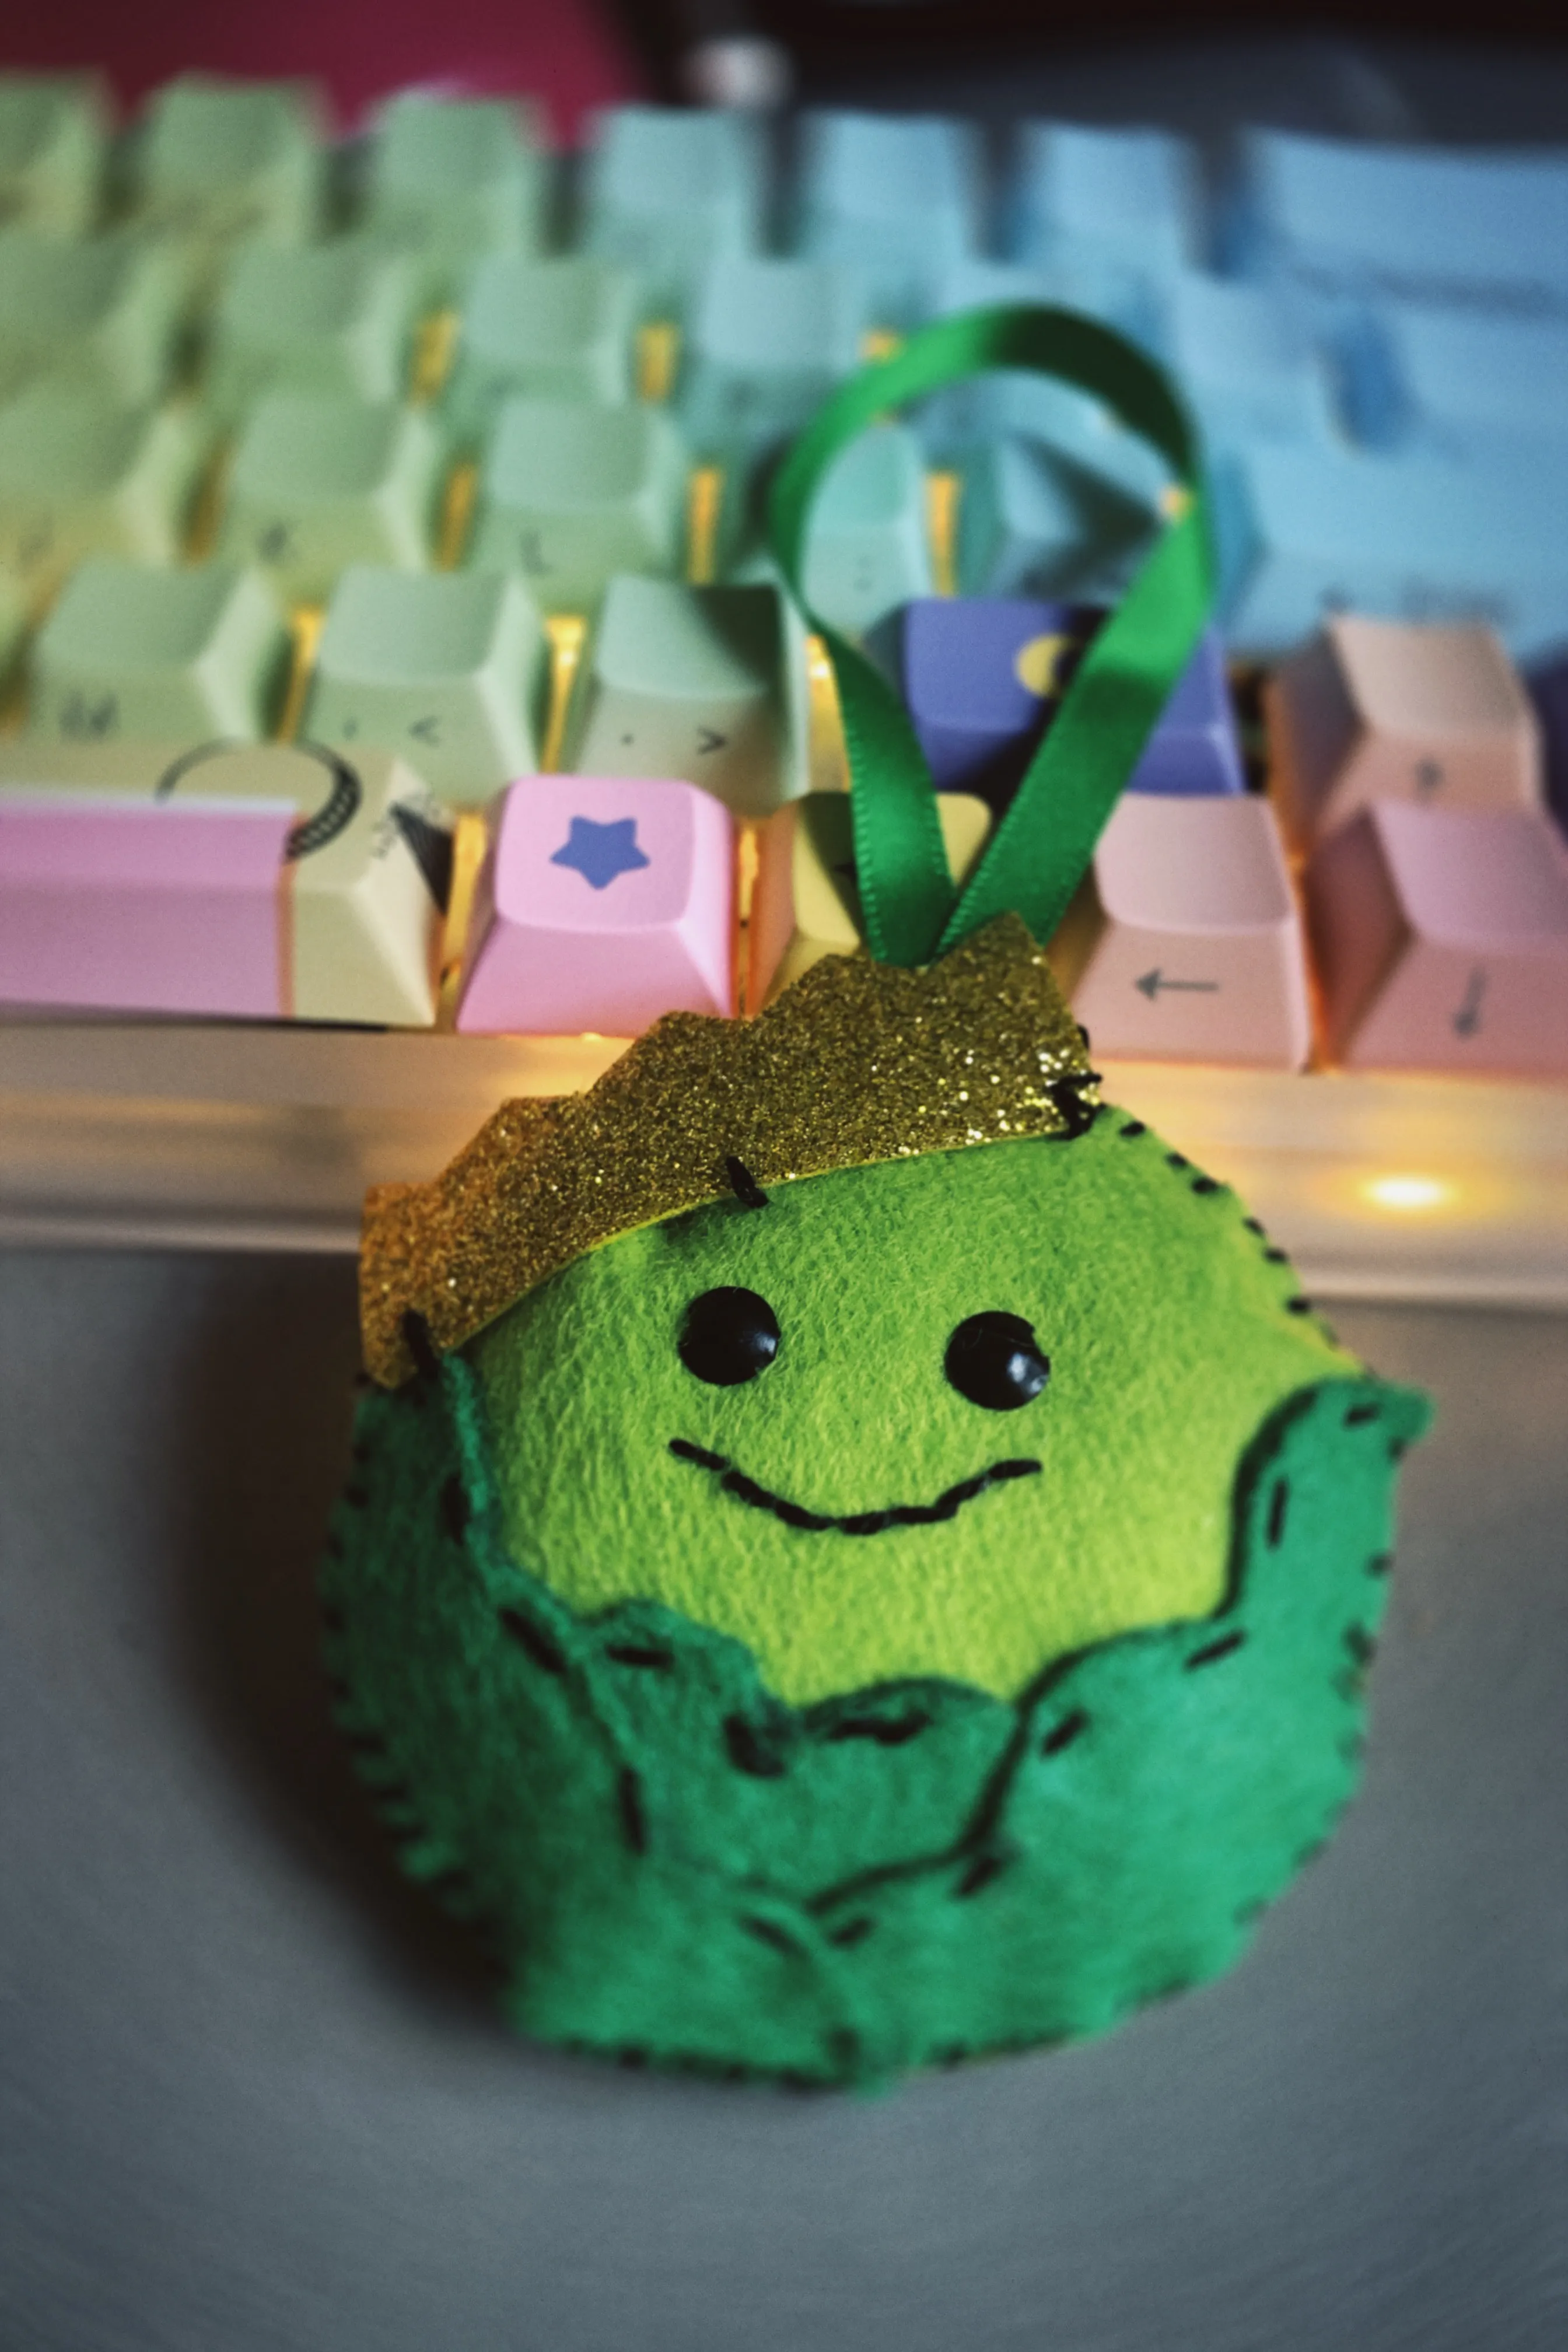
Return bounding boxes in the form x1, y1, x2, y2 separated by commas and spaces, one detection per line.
678, 1287, 780, 1387
944, 1312, 1050, 1412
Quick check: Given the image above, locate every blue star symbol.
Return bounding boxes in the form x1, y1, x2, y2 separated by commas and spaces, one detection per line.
550, 814, 652, 892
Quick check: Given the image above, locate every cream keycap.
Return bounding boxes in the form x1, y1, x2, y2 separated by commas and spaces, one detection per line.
27, 558, 289, 743
464, 398, 688, 615
1062, 793, 1311, 1068
0, 383, 209, 596
568, 576, 807, 817
1306, 800, 1568, 1078
442, 256, 640, 447
204, 240, 421, 422
749, 789, 991, 1007
0, 228, 190, 406
1268, 614, 1543, 853
0, 738, 452, 1026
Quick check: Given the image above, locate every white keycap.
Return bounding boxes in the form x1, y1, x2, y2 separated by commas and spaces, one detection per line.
1306, 801, 1568, 1079
1063, 793, 1311, 1069
1268, 614, 1543, 852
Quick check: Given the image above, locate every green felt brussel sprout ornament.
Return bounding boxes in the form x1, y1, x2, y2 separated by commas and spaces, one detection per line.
323, 310, 1429, 2085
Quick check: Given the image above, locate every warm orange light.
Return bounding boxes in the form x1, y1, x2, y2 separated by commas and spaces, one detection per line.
1363, 1173, 1453, 1214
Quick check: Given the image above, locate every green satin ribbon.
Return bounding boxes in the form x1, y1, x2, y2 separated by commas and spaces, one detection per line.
767, 304, 1216, 967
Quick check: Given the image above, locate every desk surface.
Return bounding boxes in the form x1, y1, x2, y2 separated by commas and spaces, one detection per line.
1, 1248, 1564, 2352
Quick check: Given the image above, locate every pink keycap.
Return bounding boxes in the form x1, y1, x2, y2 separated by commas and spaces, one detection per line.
0, 794, 293, 1017
1268, 615, 1542, 853
1065, 793, 1311, 1068
456, 775, 734, 1035
1307, 802, 1568, 1077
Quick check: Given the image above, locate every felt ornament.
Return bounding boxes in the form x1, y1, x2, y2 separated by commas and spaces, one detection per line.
324, 309, 1430, 2087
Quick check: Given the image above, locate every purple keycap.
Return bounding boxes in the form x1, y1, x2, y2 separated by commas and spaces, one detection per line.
898, 596, 1244, 810
1527, 653, 1568, 838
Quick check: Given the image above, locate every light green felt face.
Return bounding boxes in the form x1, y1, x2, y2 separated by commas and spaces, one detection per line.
468, 1118, 1354, 1705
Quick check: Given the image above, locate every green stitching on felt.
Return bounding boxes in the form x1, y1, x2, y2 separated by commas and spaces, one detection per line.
467, 1121, 1356, 1703
321, 1115, 1430, 2087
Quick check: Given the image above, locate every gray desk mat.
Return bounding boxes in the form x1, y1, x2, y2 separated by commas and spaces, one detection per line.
2, 1248, 1564, 2352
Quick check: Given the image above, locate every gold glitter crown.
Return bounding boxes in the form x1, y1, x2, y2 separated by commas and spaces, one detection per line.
361, 915, 1096, 1387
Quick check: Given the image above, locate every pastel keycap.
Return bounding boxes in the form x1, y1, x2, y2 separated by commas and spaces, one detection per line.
1009, 123, 1204, 282
0, 383, 209, 594
1212, 441, 1568, 662
1307, 802, 1568, 1077
1062, 793, 1310, 1069
792, 111, 983, 326
204, 240, 420, 421
0, 738, 452, 1026
1340, 303, 1568, 457
958, 435, 1158, 604
456, 774, 734, 1034
680, 258, 868, 461
219, 394, 446, 604
27, 558, 289, 744
465, 397, 687, 614
0, 229, 188, 406
568, 576, 806, 817
0, 74, 108, 234
365, 93, 547, 304
749, 788, 991, 1007
800, 422, 933, 639
580, 106, 767, 321
1268, 615, 1543, 853
919, 258, 1171, 510
900, 598, 1242, 809
443, 257, 639, 447
1236, 132, 1568, 311
0, 794, 295, 1017
131, 75, 326, 247
1158, 272, 1338, 456
305, 566, 547, 807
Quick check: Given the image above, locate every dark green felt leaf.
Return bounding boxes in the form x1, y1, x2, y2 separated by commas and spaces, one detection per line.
321, 1345, 1427, 2086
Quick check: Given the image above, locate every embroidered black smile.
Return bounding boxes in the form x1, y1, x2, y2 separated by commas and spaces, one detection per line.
668, 1438, 1042, 1536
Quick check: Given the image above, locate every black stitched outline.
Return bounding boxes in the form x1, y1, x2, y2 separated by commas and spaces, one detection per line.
828, 1916, 874, 1948
740, 1914, 798, 1955
1267, 1478, 1289, 1548
1185, 1629, 1247, 1670
824, 1712, 932, 1746
618, 1768, 648, 1856
1040, 1707, 1089, 1756
724, 1155, 769, 1209
439, 1474, 468, 1542
499, 1607, 566, 1675
724, 1714, 789, 1778
954, 1850, 1010, 1900
668, 1438, 1041, 1535
604, 1642, 674, 1670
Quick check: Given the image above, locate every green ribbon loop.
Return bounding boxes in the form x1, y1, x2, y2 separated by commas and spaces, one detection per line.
767, 304, 1216, 967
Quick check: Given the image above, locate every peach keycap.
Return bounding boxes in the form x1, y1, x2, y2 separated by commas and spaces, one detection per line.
1063, 793, 1311, 1068
1268, 614, 1542, 853
0, 793, 293, 1016
1306, 801, 1568, 1078
456, 774, 734, 1035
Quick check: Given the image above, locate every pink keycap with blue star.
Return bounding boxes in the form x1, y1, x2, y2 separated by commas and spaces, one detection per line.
456, 774, 735, 1034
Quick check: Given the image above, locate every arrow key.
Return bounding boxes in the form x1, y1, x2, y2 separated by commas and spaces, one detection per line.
1060, 794, 1311, 1068
1306, 800, 1568, 1077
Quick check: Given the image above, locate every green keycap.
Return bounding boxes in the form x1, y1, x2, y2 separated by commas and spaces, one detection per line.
678, 257, 867, 463
27, 556, 289, 742
131, 75, 326, 248
568, 575, 806, 815
304, 565, 547, 807
0, 384, 209, 594
364, 93, 547, 307
443, 257, 639, 448
581, 106, 767, 321
465, 397, 687, 615
800, 419, 933, 638
204, 239, 421, 422
0, 228, 190, 406
219, 393, 446, 604
0, 73, 108, 235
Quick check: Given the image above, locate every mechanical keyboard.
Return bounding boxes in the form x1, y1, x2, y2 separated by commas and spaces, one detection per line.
1, 72, 1566, 1304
